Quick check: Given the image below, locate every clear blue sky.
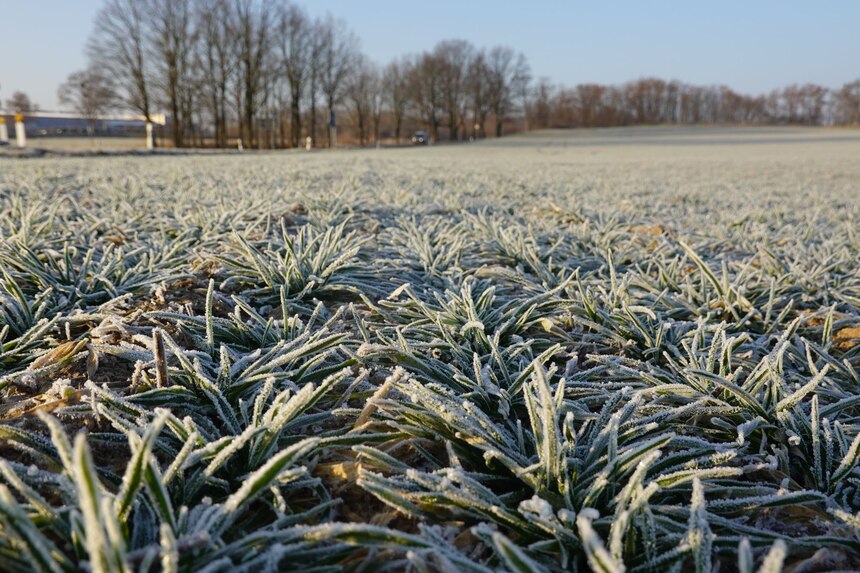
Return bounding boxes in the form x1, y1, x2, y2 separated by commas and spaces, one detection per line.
1, 1, 857, 112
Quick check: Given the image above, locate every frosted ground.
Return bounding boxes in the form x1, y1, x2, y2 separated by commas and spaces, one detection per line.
1, 127, 860, 572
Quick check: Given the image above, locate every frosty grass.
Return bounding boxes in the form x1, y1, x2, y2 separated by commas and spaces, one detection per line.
1, 129, 860, 571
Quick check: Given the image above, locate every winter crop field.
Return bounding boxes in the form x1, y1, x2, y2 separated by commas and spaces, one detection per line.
2, 126, 860, 572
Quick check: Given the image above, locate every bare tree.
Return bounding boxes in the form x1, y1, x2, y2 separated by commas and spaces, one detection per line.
382, 57, 411, 144
486, 46, 530, 137
234, 0, 275, 148
87, 0, 153, 129
150, 0, 194, 147
528, 78, 554, 130
572, 84, 607, 127
623, 78, 681, 124
782, 84, 803, 124
434, 40, 473, 141
58, 67, 117, 132
276, 2, 312, 148
797, 83, 828, 125
306, 19, 325, 146
467, 50, 492, 138
318, 14, 357, 147
835, 80, 860, 125
346, 55, 377, 146
196, 0, 235, 147
271, 68, 290, 147
5, 91, 36, 113
409, 53, 444, 143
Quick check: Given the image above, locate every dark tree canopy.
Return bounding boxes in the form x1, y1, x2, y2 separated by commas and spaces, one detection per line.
6, 91, 36, 113
58, 67, 117, 122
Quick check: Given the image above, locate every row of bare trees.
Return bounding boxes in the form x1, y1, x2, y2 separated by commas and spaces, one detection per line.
528, 77, 860, 129
59, 0, 529, 147
407, 41, 531, 142
56, 0, 860, 146
77, 0, 343, 148
62, 0, 530, 147
832, 81, 860, 125
349, 42, 531, 145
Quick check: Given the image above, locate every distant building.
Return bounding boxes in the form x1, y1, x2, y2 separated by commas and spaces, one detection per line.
0, 111, 158, 138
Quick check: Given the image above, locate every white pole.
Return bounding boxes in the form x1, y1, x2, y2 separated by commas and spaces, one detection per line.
0, 118, 7, 144
14, 114, 26, 148
145, 122, 154, 150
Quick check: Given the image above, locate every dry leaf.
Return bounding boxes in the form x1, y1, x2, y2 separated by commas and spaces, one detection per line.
30, 340, 88, 370
834, 326, 860, 350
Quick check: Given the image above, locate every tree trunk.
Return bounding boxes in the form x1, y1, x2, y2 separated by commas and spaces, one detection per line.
309, 99, 316, 144
326, 98, 335, 147
309, 78, 318, 145
394, 113, 402, 144
171, 91, 182, 147
218, 84, 227, 147
290, 91, 301, 148
244, 96, 254, 148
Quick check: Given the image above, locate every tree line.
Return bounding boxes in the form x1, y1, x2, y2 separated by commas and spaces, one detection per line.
527, 78, 860, 129
58, 0, 529, 148
46, 0, 860, 147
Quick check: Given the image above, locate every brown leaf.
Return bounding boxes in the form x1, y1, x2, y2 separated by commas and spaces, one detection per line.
834, 326, 860, 350
86, 344, 100, 379
317, 461, 359, 485
153, 329, 169, 388
630, 225, 666, 237
31, 340, 87, 370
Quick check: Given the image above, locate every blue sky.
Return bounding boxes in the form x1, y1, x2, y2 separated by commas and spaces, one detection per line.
2, 1, 858, 111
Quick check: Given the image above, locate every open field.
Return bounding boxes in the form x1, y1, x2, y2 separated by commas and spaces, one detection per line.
12, 136, 152, 153
1, 127, 860, 572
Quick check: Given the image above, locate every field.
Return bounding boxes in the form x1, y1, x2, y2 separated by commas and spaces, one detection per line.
1, 127, 860, 572
6, 137, 150, 155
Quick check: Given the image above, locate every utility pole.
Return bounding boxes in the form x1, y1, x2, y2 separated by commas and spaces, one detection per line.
146, 122, 154, 150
